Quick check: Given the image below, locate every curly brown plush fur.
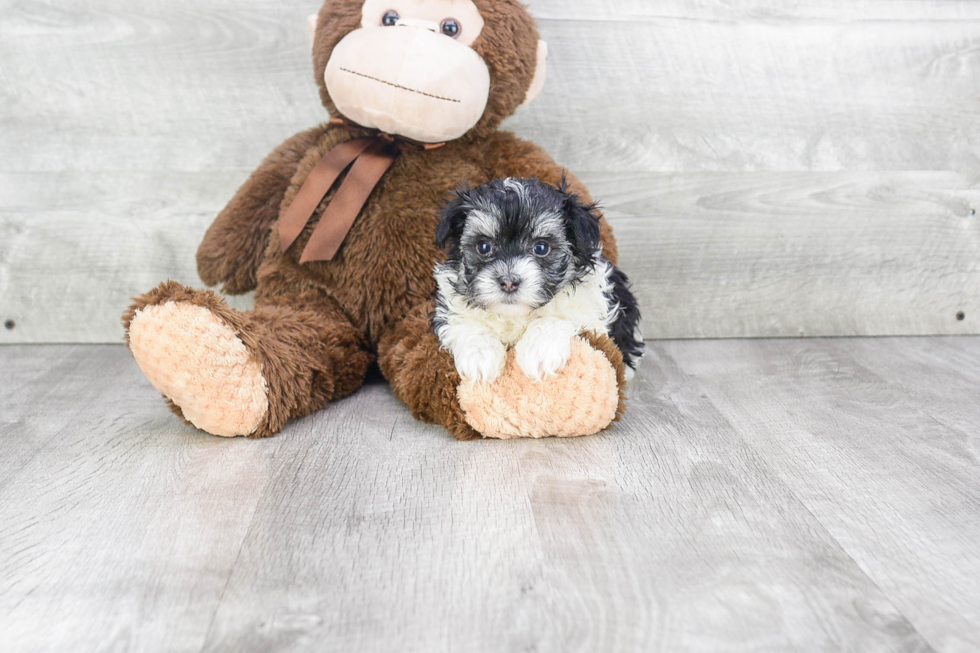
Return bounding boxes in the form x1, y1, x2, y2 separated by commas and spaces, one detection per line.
124, 0, 627, 440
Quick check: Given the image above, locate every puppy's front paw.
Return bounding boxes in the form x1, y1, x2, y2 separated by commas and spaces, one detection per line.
452, 335, 507, 384
515, 319, 578, 381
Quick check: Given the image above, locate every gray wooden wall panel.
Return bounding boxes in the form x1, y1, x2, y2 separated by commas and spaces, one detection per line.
1, 1, 979, 342
595, 171, 979, 338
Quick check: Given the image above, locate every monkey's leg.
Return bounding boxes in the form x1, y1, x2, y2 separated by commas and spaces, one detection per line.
456, 332, 627, 439
378, 303, 628, 440
123, 281, 371, 438
378, 302, 482, 441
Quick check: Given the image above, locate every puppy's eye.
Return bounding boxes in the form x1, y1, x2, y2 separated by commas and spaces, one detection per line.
477, 240, 494, 256
382, 10, 399, 26
532, 241, 551, 257
440, 18, 460, 38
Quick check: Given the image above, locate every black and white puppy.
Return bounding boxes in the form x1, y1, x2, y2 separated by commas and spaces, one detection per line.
432, 177, 644, 384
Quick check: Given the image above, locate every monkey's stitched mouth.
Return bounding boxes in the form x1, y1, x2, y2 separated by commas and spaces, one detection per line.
339, 68, 461, 103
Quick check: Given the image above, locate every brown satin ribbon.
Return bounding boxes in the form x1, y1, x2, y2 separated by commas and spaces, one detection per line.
279, 119, 445, 263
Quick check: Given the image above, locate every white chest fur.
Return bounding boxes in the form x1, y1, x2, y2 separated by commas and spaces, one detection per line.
435, 260, 616, 346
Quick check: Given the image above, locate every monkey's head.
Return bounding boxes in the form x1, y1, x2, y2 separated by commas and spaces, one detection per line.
311, 0, 547, 143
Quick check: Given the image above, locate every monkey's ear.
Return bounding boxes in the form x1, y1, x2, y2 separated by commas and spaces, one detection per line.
521, 40, 549, 107
436, 191, 471, 250
307, 14, 318, 44
563, 192, 601, 261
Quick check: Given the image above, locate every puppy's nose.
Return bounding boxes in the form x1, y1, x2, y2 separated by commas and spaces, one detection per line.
499, 275, 521, 293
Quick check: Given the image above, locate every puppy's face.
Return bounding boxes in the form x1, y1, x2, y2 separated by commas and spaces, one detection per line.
436, 177, 601, 316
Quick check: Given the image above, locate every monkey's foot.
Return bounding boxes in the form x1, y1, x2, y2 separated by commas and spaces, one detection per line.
458, 335, 624, 439
127, 299, 269, 437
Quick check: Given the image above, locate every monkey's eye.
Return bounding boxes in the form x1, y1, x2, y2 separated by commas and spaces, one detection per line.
382, 10, 399, 27
532, 241, 551, 257
440, 18, 460, 38
477, 240, 494, 256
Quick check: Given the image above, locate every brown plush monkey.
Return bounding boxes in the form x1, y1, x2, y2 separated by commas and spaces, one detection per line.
123, 0, 628, 440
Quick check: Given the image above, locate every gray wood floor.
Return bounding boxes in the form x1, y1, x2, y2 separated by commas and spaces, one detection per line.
1, 338, 979, 652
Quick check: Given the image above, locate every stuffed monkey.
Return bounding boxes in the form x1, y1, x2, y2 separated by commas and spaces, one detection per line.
123, 0, 629, 440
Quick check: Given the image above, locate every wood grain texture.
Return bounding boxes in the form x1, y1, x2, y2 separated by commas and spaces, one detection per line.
1, 0, 980, 342
595, 171, 980, 338
530, 0, 980, 20
518, 8, 980, 174
3, 0, 976, 174
0, 345, 287, 651
8, 341, 979, 651
663, 337, 980, 652
1, 169, 977, 342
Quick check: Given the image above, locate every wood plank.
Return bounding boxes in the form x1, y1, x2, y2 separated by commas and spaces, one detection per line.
0, 0, 323, 174
517, 14, 980, 174
595, 171, 980, 339
825, 337, 980, 448
531, 0, 980, 20
0, 171, 255, 344
3, 170, 977, 342
663, 336, 980, 651
0, 343, 938, 651
2, 1, 977, 174
0, 345, 123, 488
194, 360, 926, 651
0, 345, 281, 652
2, 1, 979, 341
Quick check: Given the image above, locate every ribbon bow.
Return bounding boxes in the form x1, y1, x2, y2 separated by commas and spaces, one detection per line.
279, 118, 445, 263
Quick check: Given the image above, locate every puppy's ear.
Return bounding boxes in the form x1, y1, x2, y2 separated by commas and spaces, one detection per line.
562, 191, 602, 261
436, 186, 472, 252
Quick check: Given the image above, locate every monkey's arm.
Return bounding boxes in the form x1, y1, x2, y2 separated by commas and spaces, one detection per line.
197, 126, 325, 295
483, 132, 618, 266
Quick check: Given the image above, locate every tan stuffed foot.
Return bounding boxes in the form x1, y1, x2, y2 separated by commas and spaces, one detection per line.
128, 301, 269, 437
458, 336, 621, 439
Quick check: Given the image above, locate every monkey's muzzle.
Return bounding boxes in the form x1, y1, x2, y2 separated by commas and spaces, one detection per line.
325, 26, 491, 143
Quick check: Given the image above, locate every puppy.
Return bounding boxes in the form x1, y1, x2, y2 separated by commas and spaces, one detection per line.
432, 176, 644, 384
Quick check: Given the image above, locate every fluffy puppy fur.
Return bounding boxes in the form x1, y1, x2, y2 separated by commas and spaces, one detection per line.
433, 177, 644, 384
